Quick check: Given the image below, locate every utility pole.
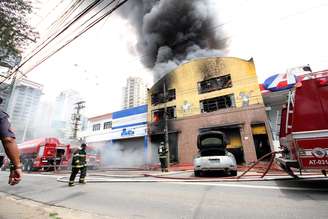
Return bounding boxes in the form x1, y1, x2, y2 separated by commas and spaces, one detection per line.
163, 81, 170, 167
71, 101, 85, 140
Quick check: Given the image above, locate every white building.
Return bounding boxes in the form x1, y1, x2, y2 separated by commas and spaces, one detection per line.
79, 105, 155, 167
79, 113, 113, 148
52, 90, 83, 141
122, 77, 148, 109
7, 78, 43, 143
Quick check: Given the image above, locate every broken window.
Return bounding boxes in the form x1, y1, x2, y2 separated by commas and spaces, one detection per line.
198, 75, 232, 94
152, 106, 176, 122
151, 89, 176, 105
200, 94, 235, 113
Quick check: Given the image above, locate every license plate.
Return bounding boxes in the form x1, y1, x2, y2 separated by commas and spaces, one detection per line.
209, 159, 220, 162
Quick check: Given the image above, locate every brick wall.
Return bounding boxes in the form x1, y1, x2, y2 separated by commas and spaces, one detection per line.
170, 104, 272, 164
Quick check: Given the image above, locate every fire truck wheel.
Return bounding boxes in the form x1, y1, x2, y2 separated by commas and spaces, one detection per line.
22, 161, 28, 172
27, 160, 33, 172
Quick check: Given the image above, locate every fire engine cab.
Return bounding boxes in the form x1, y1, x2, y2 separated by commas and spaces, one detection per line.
276, 76, 328, 176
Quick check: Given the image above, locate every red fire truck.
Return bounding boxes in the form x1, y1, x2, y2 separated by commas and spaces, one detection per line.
276, 76, 328, 176
85, 145, 101, 169
70, 144, 101, 169
18, 138, 71, 171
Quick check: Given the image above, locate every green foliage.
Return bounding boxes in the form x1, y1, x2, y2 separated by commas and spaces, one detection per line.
0, 0, 38, 65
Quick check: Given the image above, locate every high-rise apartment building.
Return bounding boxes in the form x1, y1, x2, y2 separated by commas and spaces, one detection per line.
0, 81, 11, 111
122, 77, 147, 109
52, 90, 83, 141
7, 78, 43, 143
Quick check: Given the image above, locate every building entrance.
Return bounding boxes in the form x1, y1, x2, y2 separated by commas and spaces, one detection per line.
150, 133, 179, 163
251, 124, 271, 160
200, 125, 244, 164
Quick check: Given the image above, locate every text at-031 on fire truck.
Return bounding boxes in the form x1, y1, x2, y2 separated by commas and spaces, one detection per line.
276, 76, 328, 177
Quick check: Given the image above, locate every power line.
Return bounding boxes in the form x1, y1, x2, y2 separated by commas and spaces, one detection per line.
25, 0, 84, 59
3, 0, 325, 85
16, 0, 104, 72
16, 0, 129, 80
0, 0, 111, 85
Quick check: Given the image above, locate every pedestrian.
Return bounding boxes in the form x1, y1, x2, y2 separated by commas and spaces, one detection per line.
158, 142, 168, 172
68, 143, 87, 186
0, 97, 22, 185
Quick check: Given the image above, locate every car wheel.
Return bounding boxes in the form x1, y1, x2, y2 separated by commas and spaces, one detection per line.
194, 170, 201, 177
230, 170, 237, 176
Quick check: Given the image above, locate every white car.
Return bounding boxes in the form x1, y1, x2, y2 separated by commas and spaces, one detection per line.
193, 131, 237, 177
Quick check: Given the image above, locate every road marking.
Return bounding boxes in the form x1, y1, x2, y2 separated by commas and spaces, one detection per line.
169, 182, 328, 191
24, 173, 61, 178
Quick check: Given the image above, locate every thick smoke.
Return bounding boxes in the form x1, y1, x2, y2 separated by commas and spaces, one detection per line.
100, 141, 159, 168
120, 0, 227, 80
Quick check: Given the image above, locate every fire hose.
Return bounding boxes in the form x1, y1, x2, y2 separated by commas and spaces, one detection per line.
236, 150, 284, 179
143, 150, 286, 180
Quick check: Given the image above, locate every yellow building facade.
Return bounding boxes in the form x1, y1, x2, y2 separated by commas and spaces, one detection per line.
148, 57, 273, 164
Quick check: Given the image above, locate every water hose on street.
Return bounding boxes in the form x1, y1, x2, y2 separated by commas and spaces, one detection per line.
237, 150, 284, 179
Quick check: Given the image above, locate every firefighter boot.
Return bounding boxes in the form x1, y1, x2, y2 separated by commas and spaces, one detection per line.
79, 179, 86, 184
68, 182, 75, 187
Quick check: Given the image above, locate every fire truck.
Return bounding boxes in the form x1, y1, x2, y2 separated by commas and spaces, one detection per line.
70, 145, 101, 169
276, 76, 328, 176
18, 138, 71, 171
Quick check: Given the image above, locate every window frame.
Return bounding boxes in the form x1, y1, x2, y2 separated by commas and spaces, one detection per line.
198, 74, 232, 94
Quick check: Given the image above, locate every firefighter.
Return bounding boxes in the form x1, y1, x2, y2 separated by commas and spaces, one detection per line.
158, 142, 168, 172
68, 143, 87, 186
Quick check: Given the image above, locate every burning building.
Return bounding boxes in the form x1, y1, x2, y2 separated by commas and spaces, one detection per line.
120, 1, 273, 164
147, 57, 274, 164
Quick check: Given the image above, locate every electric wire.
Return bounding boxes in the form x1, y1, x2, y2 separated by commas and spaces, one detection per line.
0, 0, 110, 84
2, 0, 327, 85
16, 0, 129, 80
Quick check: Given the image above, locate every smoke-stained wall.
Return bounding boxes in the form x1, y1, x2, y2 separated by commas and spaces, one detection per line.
120, 0, 227, 80
148, 57, 263, 120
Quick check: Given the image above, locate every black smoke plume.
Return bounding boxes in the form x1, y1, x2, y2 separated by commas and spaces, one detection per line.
120, 0, 227, 80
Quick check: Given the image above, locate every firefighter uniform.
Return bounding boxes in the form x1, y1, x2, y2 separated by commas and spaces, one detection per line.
158, 142, 168, 172
69, 144, 87, 186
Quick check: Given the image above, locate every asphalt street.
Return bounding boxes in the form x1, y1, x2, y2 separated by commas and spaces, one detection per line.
0, 172, 327, 219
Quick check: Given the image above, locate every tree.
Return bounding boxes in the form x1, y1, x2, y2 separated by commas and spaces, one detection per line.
0, 0, 38, 68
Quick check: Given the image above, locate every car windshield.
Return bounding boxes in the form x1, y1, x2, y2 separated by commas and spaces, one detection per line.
200, 149, 226, 156
201, 137, 223, 147
87, 149, 97, 155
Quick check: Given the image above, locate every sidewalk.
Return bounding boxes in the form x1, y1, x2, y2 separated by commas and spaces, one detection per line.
0, 192, 112, 219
